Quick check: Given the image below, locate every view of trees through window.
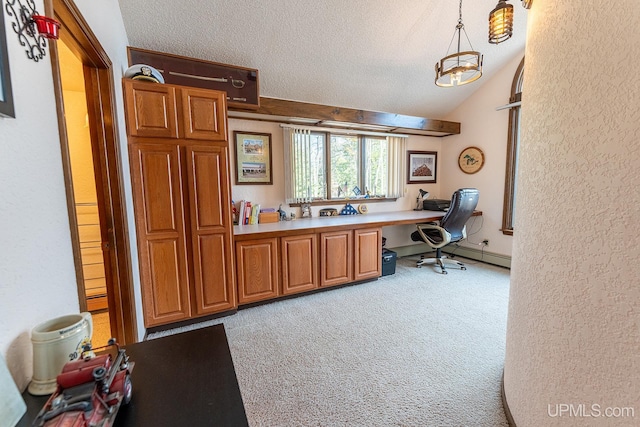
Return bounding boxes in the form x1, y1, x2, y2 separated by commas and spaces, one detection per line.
294, 132, 389, 200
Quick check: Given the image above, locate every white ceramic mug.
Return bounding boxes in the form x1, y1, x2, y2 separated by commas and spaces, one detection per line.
28, 312, 93, 395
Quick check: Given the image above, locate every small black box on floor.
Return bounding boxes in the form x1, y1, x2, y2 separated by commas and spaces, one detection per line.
381, 249, 397, 276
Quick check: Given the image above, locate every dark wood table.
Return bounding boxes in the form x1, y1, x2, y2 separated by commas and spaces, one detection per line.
18, 324, 248, 426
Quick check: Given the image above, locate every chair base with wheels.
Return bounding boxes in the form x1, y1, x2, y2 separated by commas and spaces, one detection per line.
416, 247, 466, 274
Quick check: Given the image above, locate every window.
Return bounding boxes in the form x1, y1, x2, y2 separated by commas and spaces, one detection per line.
284, 127, 405, 204
502, 57, 524, 235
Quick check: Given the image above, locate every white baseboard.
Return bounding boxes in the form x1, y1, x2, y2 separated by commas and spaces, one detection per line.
389, 243, 511, 269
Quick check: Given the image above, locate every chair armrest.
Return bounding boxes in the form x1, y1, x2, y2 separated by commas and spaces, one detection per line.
416, 223, 452, 249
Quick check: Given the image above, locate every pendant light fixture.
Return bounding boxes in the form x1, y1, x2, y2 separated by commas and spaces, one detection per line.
435, 0, 483, 87
488, 0, 514, 44
522, 0, 533, 9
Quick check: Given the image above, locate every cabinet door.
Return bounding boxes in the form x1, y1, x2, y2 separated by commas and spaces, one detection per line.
129, 144, 190, 326
236, 239, 279, 304
281, 234, 318, 295
185, 146, 236, 315
180, 88, 227, 141
124, 80, 178, 138
354, 228, 382, 281
320, 230, 353, 287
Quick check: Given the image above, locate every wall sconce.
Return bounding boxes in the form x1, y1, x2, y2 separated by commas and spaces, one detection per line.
4, 0, 61, 62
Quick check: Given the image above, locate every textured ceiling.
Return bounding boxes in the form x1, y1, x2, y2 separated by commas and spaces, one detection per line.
117, 0, 527, 119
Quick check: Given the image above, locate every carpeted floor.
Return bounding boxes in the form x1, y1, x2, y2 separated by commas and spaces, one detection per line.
148, 256, 511, 427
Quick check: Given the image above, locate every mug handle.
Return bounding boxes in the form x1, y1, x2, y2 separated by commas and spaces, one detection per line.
81, 312, 93, 343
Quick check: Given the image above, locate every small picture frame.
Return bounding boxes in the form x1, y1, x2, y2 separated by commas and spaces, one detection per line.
407, 151, 437, 184
234, 131, 273, 185
0, 7, 15, 118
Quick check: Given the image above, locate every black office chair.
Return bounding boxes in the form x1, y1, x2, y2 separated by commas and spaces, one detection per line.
411, 188, 479, 274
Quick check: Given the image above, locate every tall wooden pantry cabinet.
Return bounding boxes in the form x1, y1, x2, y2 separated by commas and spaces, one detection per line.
123, 79, 236, 327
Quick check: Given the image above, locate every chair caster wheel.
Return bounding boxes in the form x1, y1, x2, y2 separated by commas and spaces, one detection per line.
417, 265, 422, 268
441, 271, 448, 275
461, 267, 467, 270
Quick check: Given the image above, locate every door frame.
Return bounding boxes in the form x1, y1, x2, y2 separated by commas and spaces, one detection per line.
47, 0, 137, 343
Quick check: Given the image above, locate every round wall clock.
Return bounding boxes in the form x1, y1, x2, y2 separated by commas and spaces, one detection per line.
458, 146, 485, 174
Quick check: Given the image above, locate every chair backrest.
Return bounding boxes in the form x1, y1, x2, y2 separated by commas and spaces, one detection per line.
439, 188, 479, 242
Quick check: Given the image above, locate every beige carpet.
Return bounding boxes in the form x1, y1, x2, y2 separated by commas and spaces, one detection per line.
149, 256, 511, 426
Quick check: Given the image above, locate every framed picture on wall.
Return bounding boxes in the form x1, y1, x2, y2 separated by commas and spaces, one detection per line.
0, 7, 15, 118
407, 151, 437, 184
234, 131, 273, 185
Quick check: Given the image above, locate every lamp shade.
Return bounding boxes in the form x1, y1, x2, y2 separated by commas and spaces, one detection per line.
435, 50, 483, 87
489, 0, 514, 44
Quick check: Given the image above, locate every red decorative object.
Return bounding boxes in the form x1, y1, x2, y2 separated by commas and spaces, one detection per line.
31, 15, 60, 39
32, 339, 134, 427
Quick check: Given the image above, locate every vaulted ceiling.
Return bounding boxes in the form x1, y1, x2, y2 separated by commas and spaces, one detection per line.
117, 0, 527, 119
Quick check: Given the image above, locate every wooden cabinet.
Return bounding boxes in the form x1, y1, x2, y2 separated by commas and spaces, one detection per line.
354, 228, 382, 281
129, 143, 190, 325
124, 80, 227, 142
181, 88, 227, 141
125, 79, 235, 327
185, 146, 235, 315
125, 81, 178, 139
233, 227, 381, 307
236, 238, 279, 304
281, 234, 318, 295
320, 230, 353, 287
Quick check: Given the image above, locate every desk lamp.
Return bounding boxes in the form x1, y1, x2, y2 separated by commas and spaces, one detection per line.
415, 189, 430, 210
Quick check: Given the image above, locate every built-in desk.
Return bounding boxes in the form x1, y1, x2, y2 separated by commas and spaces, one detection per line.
232, 210, 480, 306
233, 210, 450, 240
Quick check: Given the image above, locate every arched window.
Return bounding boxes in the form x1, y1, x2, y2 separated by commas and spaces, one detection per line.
501, 57, 524, 235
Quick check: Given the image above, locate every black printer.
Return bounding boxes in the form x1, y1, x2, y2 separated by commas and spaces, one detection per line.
423, 199, 450, 211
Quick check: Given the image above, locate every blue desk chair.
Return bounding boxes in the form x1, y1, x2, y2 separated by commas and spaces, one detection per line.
411, 188, 479, 274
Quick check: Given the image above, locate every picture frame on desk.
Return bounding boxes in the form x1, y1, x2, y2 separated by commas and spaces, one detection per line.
234, 131, 273, 185
407, 151, 437, 184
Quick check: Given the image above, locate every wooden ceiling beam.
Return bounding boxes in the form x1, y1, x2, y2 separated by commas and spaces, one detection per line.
229, 97, 460, 136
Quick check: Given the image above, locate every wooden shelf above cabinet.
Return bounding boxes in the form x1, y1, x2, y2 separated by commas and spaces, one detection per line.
229, 97, 460, 137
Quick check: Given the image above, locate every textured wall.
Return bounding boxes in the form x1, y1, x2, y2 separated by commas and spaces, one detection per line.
504, 1, 640, 426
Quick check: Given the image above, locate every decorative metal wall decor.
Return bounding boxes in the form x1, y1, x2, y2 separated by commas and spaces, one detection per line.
4, 0, 60, 62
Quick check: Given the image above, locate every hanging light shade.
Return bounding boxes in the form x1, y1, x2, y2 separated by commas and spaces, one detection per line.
489, 0, 514, 44
522, 0, 533, 9
435, 0, 483, 87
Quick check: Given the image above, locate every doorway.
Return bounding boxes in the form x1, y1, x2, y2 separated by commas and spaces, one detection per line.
57, 39, 112, 345
48, 0, 137, 344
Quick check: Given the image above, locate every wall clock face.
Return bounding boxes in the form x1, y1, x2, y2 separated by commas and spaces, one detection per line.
458, 146, 485, 174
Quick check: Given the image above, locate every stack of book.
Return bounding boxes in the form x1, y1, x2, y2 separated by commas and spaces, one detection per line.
235, 201, 279, 225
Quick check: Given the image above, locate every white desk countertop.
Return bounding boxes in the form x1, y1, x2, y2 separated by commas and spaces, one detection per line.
233, 210, 448, 237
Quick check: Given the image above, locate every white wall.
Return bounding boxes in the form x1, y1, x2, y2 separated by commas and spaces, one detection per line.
504, 1, 640, 425
0, 0, 139, 391
441, 53, 523, 256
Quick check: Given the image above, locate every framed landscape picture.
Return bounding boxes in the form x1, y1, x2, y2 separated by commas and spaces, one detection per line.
407, 151, 437, 184
234, 131, 273, 185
